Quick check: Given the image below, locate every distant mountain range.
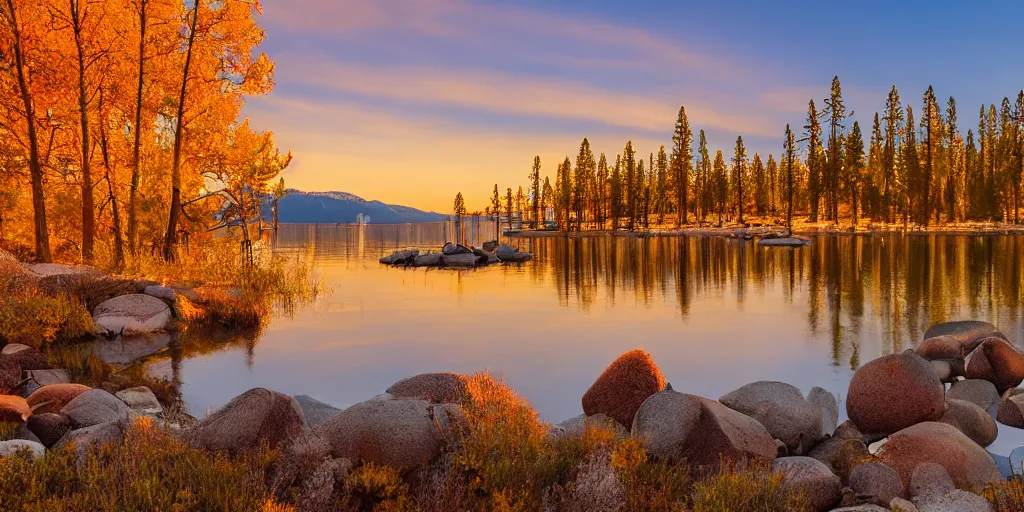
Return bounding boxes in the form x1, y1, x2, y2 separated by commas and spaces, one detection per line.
270, 189, 447, 224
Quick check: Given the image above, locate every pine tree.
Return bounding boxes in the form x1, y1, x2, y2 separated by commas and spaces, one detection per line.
784, 124, 797, 230
529, 156, 541, 226
671, 106, 694, 225
767, 154, 778, 217
867, 113, 883, 219
516, 186, 525, 220
845, 121, 865, 226
966, 129, 984, 219
883, 86, 904, 223
804, 100, 823, 222
491, 185, 501, 220
920, 86, 940, 225
574, 138, 594, 231
637, 158, 648, 228
823, 76, 848, 221
453, 192, 466, 216
901, 106, 919, 226
1012, 92, 1024, 223
752, 153, 766, 216
945, 97, 959, 223
541, 177, 553, 224
623, 141, 636, 230
713, 150, 728, 224
732, 136, 748, 223
559, 157, 572, 229
656, 146, 668, 224
698, 130, 710, 223
505, 187, 513, 223
988, 104, 999, 219
596, 153, 608, 227
611, 154, 622, 229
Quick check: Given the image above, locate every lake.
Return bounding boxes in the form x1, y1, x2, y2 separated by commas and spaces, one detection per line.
153, 223, 1024, 454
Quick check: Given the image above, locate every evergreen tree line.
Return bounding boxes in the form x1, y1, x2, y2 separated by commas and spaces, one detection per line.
473, 77, 1024, 231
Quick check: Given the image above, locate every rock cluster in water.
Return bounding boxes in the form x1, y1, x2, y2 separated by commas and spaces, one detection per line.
379, 242, 532, 268
3, 318, 1023, 512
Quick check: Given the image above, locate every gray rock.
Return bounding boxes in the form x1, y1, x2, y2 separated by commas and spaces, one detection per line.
771, 456, 841, 511
293, 394, 344, 427
143, 284, 177, 302
61, 389, 130, 429
924, 320, 1006, 344
92, 294, 172, 336
54, 420, 125, 460
808, 386, 839, 438
939, 398, 997, 447
116, 386, 164, 419
27, 413, 71, 448
758, 236, 811, 247
441, 243, 471, 256
411, 252, 443, 267
189, 388, 311, 453
849, 461, 903, 505
997, 394, 1024, 428
947, 379, 1000, 411
496, 244, 532, 262
379, 249, 419, 265
551, 413, 628, 439
441, 253, 483, 267
1010, 446, 1024, 476
908, 462, 956, 504
930, 360, 953, 382
631, 390, 777, 469
386, 372, 468, 403
719, 381, 822, 454
921, 490, 994, 512
23, 369, 71, 397
829, 506, 888, 512
92, 333, 175, 365
314, 398, 454, 471
0, 439, 45, 459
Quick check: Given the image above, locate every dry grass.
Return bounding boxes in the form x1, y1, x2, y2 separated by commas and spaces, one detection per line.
0, 286, 94, 349
982, 479, 1024, 512
0, 418, 287, 511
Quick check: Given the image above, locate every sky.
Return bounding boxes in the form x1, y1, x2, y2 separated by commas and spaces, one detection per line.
244, 0, 1024, 213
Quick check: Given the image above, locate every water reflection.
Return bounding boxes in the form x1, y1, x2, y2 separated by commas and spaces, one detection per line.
160, 223, 1024, 424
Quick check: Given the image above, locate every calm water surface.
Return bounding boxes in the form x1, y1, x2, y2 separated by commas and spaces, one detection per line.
161, 223, 1024, 450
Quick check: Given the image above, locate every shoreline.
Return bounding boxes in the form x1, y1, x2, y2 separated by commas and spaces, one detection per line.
506, 224, 1024, 239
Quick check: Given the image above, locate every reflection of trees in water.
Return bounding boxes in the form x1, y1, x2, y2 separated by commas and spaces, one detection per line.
535, 235, 1024, 369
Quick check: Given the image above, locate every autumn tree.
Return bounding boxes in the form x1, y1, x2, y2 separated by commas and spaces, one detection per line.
529, 156, 541, 225
783, 124, 796, 230
845, 121, 865, 226
574, 138, 594, 231
823, 76, 848, 221
491, 184, 501, 220
751, 153, 766, 216
596, 153, 607, 227
610, 154, 622, 229
697, 130, 710, 222
882, 86, 904, 223
623, 141, 636, 229
945, 97, 959, 223
804, 100, 823, 222
713, 150, 727, 224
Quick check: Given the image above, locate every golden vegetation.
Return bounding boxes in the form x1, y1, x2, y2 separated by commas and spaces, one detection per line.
982, 479, 1024, 512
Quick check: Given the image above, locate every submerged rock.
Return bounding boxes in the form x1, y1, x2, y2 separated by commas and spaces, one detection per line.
496, 244, 532, 262
92, 333, 175, 365
93, 294, 172, 336
758, 236, 811, 247
582, 350, 666, 430
441, 252, 484, 267
411, 252, 443, 267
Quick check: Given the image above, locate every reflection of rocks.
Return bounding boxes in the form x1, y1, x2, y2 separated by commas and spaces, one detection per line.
92, 333, 175, 365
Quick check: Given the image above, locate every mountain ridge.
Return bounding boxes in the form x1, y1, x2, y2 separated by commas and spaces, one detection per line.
272, 189, 447, 224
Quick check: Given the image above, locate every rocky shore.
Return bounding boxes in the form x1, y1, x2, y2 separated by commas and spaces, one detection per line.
379, 241, 533, 268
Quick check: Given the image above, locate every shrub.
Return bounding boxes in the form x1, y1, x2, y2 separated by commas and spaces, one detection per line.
612, 437, 690, 511
0, 288, 94, 349
343, 462, 411, 511
0, 419, 284, 511
691, 459, 807, 512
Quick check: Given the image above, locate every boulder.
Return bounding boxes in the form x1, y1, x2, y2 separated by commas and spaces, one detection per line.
386, 373, 468, 404
482, 240, 498, 252
908, 462, 955, 504
0, 356, 19, 393
848, 461, 904, 505
876, 422, 1001, 490
379, 249, 419, 265
551, 413, 629, 439
142, 284, 177, 302
966, 338, 1024, 393
441, 243, 471, 256
115, 387, 163, 419
0, 439, 45, 459
771, 456, 841, 511
946, 379, 1000, 411
92, 333, 174, 365
924, 320, 1006, 345
720, 381, 822, 454
938, 399, 997, 447
93, 294, 172, 336
930, 360, 953, 382
293, 395, 344, 427
996, 394, 1024, 428
582, 350, 666, 430
846, 352, 945, 437
61, 389, 130, 429
808, 436, 869, 477
27, 413, 71, 448
411, 252, 443, 267
829, 506, 888, 512
888, 497, 918, 512
22, 369, 72, 396
2, 344, 48, 371
631, 390, 777, 469
917, 336, 969, 378
27, 383, 91, 414
495, 244, 532, 262
314, 398, 455, 471
922, 490, 994, 512
189, 388, 310, 453
441, 253, 484, 267
758, 236, 811, 247
808, 386, 839, 437
53, 419, 125, 459
0, 395, 30, 423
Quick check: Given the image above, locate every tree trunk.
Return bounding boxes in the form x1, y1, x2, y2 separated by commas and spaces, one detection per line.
163, 0, 199, 262
128, 0, 147, 256
99, 93, 124, 268
5, 0, 51, 262
72, 0, 94, 262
